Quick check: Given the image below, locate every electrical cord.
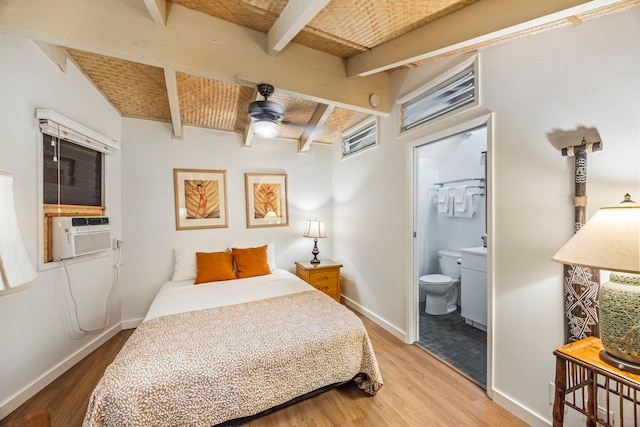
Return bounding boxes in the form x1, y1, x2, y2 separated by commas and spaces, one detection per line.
57, 227, 121, 334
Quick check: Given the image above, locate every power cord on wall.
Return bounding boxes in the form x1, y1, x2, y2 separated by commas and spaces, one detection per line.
57, 225, 122, 334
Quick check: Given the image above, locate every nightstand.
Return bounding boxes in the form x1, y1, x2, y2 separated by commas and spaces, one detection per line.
295, 259, 342, 302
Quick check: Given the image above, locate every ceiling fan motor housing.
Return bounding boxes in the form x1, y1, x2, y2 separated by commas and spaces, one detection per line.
248, 100, 284, 121
248, 83, 285, 121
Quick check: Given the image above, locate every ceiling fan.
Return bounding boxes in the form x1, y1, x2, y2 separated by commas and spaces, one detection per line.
248, 83, 284, 138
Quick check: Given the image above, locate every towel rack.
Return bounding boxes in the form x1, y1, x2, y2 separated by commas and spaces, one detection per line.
431, 178, 485, 198
433, 177, 485, 186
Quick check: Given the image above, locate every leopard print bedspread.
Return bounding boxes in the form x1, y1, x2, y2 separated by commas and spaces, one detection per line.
83, 290, 383, 427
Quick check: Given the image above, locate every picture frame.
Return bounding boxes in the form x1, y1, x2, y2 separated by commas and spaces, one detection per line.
244, 173, 289, 228
173, 169, 228, 230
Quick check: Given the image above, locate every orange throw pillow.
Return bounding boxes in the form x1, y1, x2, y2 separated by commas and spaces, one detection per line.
194, 251, 236, 284
232, 245, 272, 279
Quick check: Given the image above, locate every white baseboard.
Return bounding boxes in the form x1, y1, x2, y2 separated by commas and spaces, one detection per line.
492, 388, 551, 427
0, 323, 121, 420
121, 317, 143, 330
340, 294, 407, 342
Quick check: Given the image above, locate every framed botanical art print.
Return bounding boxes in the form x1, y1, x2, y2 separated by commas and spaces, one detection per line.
173, 169, 228, 230
244, 173, 289, 228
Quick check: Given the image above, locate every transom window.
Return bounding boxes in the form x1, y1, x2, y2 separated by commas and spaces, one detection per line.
342, 117, 378, 158
399, 55, 478, 132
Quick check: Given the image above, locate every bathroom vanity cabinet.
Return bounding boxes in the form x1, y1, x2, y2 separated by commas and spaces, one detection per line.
460, 247, 487, 331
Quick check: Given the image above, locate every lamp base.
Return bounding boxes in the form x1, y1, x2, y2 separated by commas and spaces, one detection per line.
599, 349, 640, 374
310, 238, 320, 265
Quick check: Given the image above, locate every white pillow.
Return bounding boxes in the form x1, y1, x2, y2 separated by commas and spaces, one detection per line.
172, 246, 228, 281
229, 242, 277, 273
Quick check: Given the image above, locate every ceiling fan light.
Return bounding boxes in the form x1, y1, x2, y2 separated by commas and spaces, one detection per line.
253, 119, 280, 138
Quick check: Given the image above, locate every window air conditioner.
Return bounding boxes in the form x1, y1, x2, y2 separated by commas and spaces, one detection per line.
52, 217, 111, 260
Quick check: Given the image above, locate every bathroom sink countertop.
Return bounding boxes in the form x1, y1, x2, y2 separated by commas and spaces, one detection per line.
460, 246, 487, 256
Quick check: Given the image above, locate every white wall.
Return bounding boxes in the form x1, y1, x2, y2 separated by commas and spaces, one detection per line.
334, 8, 640, 426
0, 34, 122, 417
484, 9, 639, 425
120, 119, 333, 321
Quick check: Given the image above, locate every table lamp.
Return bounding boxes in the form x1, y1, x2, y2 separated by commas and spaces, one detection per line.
552, 195, 640, 372
0, 171, 39, 295
303, 219, 326, 265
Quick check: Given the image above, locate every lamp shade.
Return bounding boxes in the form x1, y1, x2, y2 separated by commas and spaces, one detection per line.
253, 119, 280, 138
0, 171, 38, 295
303, 219, 327, 239
552, 205, 640, 274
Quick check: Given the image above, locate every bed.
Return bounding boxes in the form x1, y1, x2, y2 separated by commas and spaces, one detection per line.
83, 245, 383, 427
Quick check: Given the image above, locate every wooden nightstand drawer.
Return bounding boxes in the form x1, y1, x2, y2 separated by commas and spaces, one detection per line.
311, 281, 339, 299
308, 269, 339, 284
295, 259, 342, 302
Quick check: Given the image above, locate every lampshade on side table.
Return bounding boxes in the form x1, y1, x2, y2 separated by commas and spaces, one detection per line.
553, 202, 640, 373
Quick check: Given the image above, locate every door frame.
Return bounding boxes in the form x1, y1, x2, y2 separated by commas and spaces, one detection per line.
406, 111, 494, 397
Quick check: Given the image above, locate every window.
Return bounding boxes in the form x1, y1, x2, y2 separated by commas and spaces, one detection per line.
342, 117, 378, 158
399, 55, 478, 132
37, 109, 119, 263
43, 134, 103, 206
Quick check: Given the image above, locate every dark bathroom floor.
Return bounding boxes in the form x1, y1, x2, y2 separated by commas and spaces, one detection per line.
418, 302, 487, 387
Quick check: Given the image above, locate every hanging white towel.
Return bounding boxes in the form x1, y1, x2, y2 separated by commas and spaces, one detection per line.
454, 185, 467, 213
454, 192, 476, 218
437, 187, 450, 214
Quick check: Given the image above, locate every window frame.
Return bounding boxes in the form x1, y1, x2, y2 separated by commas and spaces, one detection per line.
341, 116, 379, 159
36, 110, 117, 267
397, 54, 479, 134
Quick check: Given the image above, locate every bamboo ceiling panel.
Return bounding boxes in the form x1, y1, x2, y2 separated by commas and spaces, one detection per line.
293, 0, 479, 58
170, 0, 286, 33
271, 93, 318, 139
168, 0, 478, 59
66, 49, 170, 121
314, 107, 356, 144
177, 73, 255, 131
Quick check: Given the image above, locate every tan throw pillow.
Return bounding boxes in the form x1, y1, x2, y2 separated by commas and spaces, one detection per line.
232, 245, 272, 279
194, 251, 236, 284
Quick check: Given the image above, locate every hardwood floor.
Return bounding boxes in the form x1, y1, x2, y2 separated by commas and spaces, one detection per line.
1, 315, 527, 427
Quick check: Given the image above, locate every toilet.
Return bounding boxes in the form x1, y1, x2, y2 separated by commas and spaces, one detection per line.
420, 250, 461, 315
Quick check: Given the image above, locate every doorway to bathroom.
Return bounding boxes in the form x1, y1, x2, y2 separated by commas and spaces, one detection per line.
413, 122, 489, 389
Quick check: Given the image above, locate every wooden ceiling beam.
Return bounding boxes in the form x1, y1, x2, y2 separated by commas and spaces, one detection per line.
143, 0, 167, 25
298, 104, 333, 153
347, 0, 625, 77
0, 0, 390, 115
267, 0, 330, 55
163, 68, 182, 139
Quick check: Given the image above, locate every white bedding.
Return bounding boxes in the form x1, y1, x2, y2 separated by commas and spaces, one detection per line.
144, 269, 313, 321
